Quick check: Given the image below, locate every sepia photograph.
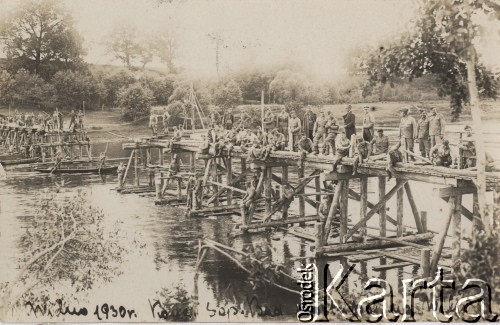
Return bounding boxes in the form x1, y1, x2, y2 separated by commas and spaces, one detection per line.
0, 0, 499, 322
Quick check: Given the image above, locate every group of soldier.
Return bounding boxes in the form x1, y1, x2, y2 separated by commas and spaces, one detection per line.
149, 109, 171, 136
0, 108, 85, 132
197, 104, 473, 172
138, 103, 481, 216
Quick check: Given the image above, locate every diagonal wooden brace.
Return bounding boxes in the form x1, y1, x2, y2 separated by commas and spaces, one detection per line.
345, 180, 407, 241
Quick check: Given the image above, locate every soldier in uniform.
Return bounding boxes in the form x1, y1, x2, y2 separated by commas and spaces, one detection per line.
163, 108, 171, 134
342, 105, 356, 141
221, 108, 234, 130
149, 114, 157, 136
362, 105, 375, 142
263, 109, 275, 133
428, 107, 445, 147
276, 108, 289, 142
459, 125, 475, 168
324, 114, 339, 156
312, 111, 327, 155
288, 111, 302, 151
386, 144, 403, 180
352, 135, 371, 175
302, 105, 316, 140
430, 140, 452, 167
332, 133, 351, 172
117, 162, 126, 188
370, 129, 389, 157
416, 109, 431, 158
398, 107, 417, 158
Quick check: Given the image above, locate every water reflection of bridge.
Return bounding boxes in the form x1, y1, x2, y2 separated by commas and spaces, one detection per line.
120, 136, 499, 284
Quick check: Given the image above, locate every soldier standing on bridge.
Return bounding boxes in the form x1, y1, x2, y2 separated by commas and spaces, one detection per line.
398, 107, 417, 159
428, 107, 446, 147
288, 111, 302, 151
342, 105, 356, 141
208, 107, 219, 126
312, 111, 327, 155
416, 108, 431, 158
149, 114, 157, 136
362, 105, 375, 141
163, 108, 171, 134
117, 162, 126, 188
263, 109, 275, 133
324, 113, 339, 156
276, 108, 289, 142
222, 108, 234, 130
302, 105, 316, 140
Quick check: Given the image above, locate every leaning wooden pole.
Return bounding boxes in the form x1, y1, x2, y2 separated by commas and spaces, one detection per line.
323, 181, 343, 243
430, 196, 456, 272
465, 50, 490, 233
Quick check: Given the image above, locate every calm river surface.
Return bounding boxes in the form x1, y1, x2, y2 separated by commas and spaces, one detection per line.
0, 142, 475, 322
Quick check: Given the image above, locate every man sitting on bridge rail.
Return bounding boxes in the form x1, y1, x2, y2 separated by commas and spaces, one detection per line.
297, 135, 314, 164
332, 133, 351, 172
459, 125, 476, 169
352, 135, 371, 176
386, 143, 403, 180
369, 129, 389, 161
430, 139, 453, 167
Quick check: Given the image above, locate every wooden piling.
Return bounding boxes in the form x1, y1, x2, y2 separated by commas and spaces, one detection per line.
404, 183, 424, 233
451, 194, 462, 275
396, 180, 404, 237
421, 248, 431, 277
134, 149, 139, 186
378, 177, 387, 237
226, 156, 233, 205
264, 167, 272, 213
298, 166, 305, 218
421, 211, 427, 232
360, 177, 368, 241
323, 181, 343, 243
282, 165, 289, 219
340, 179, 349, 243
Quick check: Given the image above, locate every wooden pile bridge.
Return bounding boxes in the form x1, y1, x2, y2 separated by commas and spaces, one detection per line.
120, 136, 500, 277
0, 124, 91, 162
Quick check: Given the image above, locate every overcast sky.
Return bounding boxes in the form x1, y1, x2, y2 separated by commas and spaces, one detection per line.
1, 0, 499, 80
66, 0, 419, 80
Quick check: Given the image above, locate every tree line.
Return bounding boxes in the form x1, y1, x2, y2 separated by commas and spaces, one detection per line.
0, 0, 497, 123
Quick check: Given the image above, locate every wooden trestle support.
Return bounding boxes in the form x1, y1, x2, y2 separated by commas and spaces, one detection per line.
121, 138, 499, 277
0, 124, 91, 162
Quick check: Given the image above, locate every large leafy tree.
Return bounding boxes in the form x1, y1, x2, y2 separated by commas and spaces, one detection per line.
106, 23, 142, 68
212, 79, 242, 109
362, 0, 500, 232
116, 82, 154, 121
0, 0, 85, 79
150, 30, 178, 74
269, 69, 310, 104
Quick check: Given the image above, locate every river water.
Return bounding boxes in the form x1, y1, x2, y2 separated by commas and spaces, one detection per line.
0, 141, 477, 322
